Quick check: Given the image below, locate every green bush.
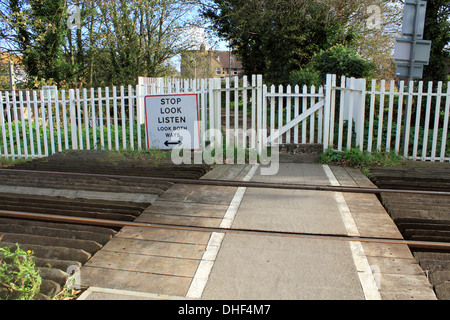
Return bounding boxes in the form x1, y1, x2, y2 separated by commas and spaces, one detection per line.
0, 244, 42, 300
312, 45, 376, 82
288, 67, 321, 87
288, 44, 376, 87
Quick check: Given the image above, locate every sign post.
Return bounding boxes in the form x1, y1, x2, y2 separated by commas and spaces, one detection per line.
394, 0, 430, 81
42, 86, 58, 101
394, 0, 431, 155
144, 94, 201, 151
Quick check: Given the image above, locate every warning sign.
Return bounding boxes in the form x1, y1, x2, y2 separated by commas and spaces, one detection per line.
144, 94, 201, 150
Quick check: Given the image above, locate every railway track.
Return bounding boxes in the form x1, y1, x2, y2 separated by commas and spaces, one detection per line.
0, 151, 449, 300
369, 166, 450, 300
0, 151, 209, 300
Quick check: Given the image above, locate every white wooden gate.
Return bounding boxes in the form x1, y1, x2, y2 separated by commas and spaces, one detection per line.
264, 84, 325, 147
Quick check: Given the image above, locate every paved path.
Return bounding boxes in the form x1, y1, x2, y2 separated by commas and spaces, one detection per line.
79, 163, 436, 300
201, 164, 364, 300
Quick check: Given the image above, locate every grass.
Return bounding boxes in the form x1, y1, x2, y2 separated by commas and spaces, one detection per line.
318, 148, 406, 176
101, 148, 172, 163
0, 156, 33, 168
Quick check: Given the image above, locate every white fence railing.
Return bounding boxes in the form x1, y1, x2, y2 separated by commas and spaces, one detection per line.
0, 74, 449, 162
0, 86, 145, 158
324, 74, 450, 162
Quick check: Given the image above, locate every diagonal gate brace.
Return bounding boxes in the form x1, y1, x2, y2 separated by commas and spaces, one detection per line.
267, 100, 324, 144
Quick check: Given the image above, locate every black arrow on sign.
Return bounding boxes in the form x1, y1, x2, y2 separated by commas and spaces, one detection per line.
164, 141, 182, 147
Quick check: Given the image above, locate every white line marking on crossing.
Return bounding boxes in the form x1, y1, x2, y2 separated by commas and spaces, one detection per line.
186, 164, 259, 299
322, 164, 381, 300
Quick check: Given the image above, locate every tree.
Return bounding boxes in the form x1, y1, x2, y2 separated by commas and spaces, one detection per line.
347, 0, 402, 79
94, 0, 201, 86
201, 0, 403, 83
201, 0, 356, 84
422, 0, 450, 82
0, 0, 203, 88
1, 0, 71, 84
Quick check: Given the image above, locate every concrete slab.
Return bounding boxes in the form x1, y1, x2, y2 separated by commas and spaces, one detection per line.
202, 233, 365, 300
253, 163, 331, 186
232, 188, 348, 235
232, 163, 350, 235
201, 163, 367, 299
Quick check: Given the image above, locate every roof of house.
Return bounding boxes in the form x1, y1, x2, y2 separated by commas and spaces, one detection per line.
0, 52, 21, 64
211, 51, 243, 70
183, 48, 243, 70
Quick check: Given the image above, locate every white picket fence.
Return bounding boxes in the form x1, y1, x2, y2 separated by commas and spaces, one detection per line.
0, 86, 145, 158
325, 75, 450, 162
0, 74, 449, 162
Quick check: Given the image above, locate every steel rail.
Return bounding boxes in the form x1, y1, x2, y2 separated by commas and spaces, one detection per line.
1, 209, 449, 251
0, 168, 449, 196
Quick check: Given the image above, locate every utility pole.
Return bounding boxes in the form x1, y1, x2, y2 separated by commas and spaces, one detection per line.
229, 45, 232, 79
8, 61, 15, 92
0, 61, 15, 92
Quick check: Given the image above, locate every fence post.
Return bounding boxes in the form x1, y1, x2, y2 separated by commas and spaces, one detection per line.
207, 78, 214, 145
403, 81, 415, 157
69, 89, 78, 150
256, 74, 264, 155
214, 77, 222, 162
440, 84, 450, 162
323, 74, 332, 151
0, 92, 7, 158
136, 84, 142, 150
137, 77, 145, 126
356, 78, 366, 151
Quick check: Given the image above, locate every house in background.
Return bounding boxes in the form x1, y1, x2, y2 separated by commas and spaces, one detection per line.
0, 52, 27, 91
0, 52, 19, 91
180, 45, 244, 79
